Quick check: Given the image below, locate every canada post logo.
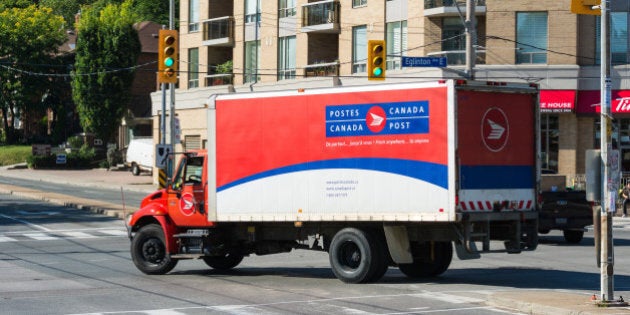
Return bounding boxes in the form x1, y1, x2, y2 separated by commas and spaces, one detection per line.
326, 101, 429, 137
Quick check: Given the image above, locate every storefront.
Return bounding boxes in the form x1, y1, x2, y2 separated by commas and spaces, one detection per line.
577, 90, 630, 175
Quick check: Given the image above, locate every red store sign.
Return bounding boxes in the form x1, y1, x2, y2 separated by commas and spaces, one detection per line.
576, 90, 630, 114
540, 90, 576, 113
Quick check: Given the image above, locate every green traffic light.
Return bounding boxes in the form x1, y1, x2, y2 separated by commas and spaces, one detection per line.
164, 57, 174, 67
373, 67, 383, 77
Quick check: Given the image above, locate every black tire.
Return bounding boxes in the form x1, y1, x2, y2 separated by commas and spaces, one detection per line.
398, 241, 453, 278
329, 228, 381, 283
131, 164, 141, 176
563, 230, 584, 244
368, 231, 390, 282
202, 250, 244, 270
131, 224, 177, 275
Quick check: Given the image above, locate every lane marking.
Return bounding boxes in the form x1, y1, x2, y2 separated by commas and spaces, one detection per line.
0, 236, 17, 242
23, 232, 58, 241
0, 213, 51, 231
62, 231, 97, 239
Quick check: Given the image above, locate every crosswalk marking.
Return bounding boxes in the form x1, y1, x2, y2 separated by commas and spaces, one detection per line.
23, 232, 58, 241
0, 236, 17, 242
62, 231, 97, 239
0, 229, 128, 243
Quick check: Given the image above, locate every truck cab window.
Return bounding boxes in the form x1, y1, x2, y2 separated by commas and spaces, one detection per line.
184, 156, 204, 184
170, 156, 187, 190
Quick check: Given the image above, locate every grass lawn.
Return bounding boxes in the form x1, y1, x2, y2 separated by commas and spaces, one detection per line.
0, 145, 31, 166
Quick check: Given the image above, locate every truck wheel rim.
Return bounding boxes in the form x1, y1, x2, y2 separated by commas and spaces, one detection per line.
142, 238, 165, 264
338, 241, 361, 270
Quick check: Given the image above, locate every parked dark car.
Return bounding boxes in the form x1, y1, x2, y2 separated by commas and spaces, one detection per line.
539, 190, 593, 243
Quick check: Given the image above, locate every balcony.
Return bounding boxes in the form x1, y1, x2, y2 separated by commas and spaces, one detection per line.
304, 61, 339, 77
205, 73, 234, 87
301, 0, 340, 34
424, 0, 486, 17
202, 17, 234, 47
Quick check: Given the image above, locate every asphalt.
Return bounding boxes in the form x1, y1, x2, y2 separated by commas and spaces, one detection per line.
0, 164, 629, 314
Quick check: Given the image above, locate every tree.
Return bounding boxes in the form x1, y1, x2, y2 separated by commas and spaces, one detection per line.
0, 5, 66, 143
40, 0, 93, 29
71, 0, 141, 144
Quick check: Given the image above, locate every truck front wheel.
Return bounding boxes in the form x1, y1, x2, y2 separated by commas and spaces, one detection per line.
202, 250, 244, 270
131, 163, 141, 176
398, 241, 452, 278
131, 224, 178, 274
329, 228, 384, 283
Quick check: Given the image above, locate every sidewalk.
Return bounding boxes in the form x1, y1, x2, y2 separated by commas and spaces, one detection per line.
0, 164, 156, 219
0, 165, 630, 314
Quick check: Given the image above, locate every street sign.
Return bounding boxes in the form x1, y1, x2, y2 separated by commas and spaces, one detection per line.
401, 56, 447, 68
56, 154, 67, 165
156, 144, 173, 169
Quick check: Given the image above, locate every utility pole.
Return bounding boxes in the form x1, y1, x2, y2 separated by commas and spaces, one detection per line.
168, 0, 176, 177
599, 0, 614, 303
464, 0, 476, 79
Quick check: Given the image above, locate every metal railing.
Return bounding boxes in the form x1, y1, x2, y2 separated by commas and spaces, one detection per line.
202, 17, 234, 42
204, 73, 233, 86
424, 0, 485, 9
302, 0, 340, 27
304, 61, 339, 77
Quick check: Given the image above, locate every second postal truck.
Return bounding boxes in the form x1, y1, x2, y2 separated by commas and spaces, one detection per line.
128, 80, 540, 283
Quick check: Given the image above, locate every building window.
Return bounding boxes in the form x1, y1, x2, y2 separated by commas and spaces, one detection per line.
596, 12, 629, 65
244, 40, 260, 83
188, 48, 199, 88
188, 0, 200, 32
352, 25, 367, 74
278, 36, 296, 80
279, 0, 297, 18
442, 17, 466, 65
386, 20, 407, 70
516, 12, 547, 64
353, 0, 367, 8
246, 0, 261, 23
541, 114, 559, 172
184, 135, 202, 151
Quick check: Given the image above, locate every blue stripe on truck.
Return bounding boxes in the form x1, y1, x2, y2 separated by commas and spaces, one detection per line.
460, 165, 534, 189
218, 158, 448, 192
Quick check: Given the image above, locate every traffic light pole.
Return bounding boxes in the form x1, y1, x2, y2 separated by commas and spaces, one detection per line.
599, 0, 614, 303
168, 0, 175, 178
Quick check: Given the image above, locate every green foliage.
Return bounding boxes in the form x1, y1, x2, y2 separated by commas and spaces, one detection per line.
71, 0, 141, 144
40, 0, 93, 29
0, 5, 67, 144
27, 144, 97, 169
67, 135, 84, 149
0, 145, 31, 166
216, 60, 233, 74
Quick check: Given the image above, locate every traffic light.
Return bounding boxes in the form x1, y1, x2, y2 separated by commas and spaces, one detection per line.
158, 29, 179, 84
570, 0, 601, 15
367, 40, 386, 81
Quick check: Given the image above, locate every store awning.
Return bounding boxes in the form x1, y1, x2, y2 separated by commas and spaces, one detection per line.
577, 90, 630, 114
540, 90, 576, 113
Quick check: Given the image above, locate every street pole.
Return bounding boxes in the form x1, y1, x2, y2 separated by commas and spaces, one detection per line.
464, 0, 476, 79
599, 0, 614, 303
168, 0, 175, 177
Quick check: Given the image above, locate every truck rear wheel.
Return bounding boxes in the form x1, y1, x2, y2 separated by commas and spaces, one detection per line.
202, 250, 244, 270
398, 241, 452, 278
563, 230, 584, 244
329, 228, 384, 283
131, 224, 178, 275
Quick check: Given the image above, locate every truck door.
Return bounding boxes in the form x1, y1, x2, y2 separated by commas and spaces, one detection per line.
168, 155, 210, 226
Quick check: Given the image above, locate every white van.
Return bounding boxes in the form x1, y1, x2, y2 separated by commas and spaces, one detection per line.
125, 138, 153, 176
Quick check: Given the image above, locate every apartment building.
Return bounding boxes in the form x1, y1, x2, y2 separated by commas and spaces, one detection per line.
151, 0, 630, 187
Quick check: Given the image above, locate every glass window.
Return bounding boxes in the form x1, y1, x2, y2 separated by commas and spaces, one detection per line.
596, 12, 629, 65
279, 0, 296, 18
246, 0, 261, 23
386, 20, 407, 70
442, 17, 466, 65
541, 114, 559, 172
188, 0, 199, 32
352, 25, 367, 73
278, 36, 296, 80
353, 0, 367, 7
516, 12, 548, 64
188, 48, 199, 89
244, 40, 260, 83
